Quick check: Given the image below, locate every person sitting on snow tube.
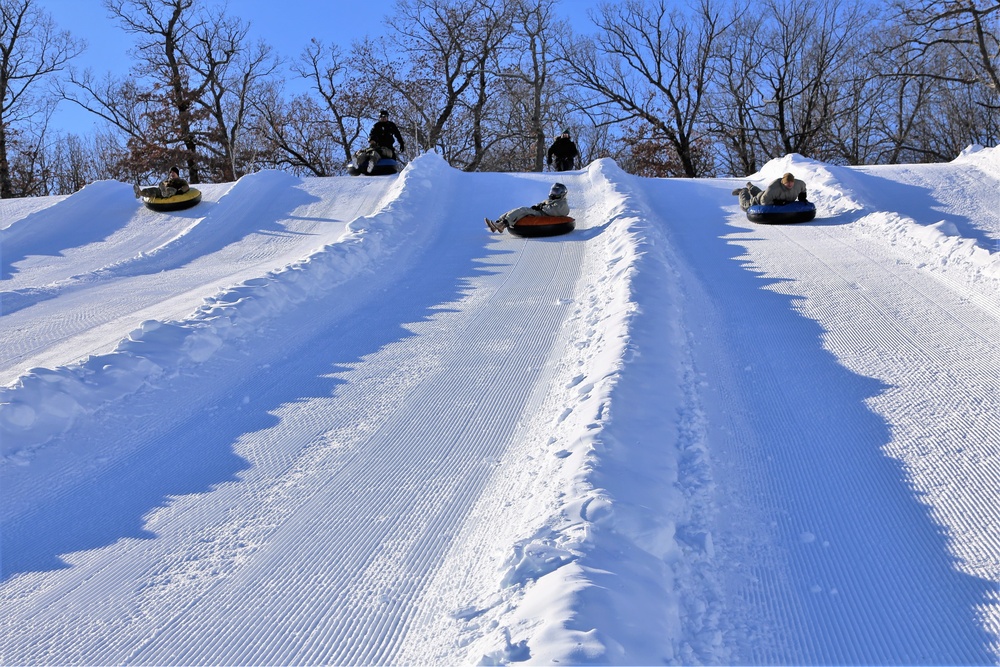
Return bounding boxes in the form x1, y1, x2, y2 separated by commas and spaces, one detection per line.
732, 172, 808, 210
485, 182, 570, 234
133, 166, 190, 199
353, 139, 396, 174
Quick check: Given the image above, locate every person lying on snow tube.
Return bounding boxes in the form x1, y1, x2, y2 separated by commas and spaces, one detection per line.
732, 171, 807, 210
485, 182, 570, 234
133, 166, 190, 199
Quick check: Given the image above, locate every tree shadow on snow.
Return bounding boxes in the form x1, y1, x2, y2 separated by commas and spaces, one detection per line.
0, 407, 257, 580
0, 184, 320, 315
848, 169, 998, 248
641, 180, 996, 665
0, 203, 485, 588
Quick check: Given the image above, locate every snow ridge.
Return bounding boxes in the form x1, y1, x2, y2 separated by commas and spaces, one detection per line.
2, 149, 998, 665
754, 150, 1000, 293
483, 160, 723, 664
0, 153, 447, 462
1, 181, 132, 279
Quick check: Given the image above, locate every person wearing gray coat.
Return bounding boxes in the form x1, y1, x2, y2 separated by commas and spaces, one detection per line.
486, 182, 570, 233
733, 172, 808, 210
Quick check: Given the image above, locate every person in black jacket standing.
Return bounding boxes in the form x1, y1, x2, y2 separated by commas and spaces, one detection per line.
547, 129, 579, 171
369, 109, 406, 158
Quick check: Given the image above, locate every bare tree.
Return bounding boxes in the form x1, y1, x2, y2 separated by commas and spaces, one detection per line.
705, 3, 766, 176
825, 15, 936, 165
890, 0, 1000, 104
561, 0, 729, 177
103, 0, 208, 181
4, 101, 53, 196
752, 0, 866, 159
52, 132, 94, 193
0, 0, 83, 197
498, 0, 566, 171
63, 0, 275, 183
357, 0, 494, 158
250, 86, 341, 176
823, 49, 897, 165
293, 39, 372, 165
188, 18, 279, 181
459, 0, 515, 170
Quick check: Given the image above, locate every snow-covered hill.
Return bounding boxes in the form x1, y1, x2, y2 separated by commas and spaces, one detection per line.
1, 149, 998, 664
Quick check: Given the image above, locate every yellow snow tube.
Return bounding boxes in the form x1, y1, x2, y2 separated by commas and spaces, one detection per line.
143, 188, 202, 212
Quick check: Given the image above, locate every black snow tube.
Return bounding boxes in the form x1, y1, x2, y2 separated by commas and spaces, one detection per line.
746, 200, 816, 224
508, 215, 576, 238
143, 188, 202, 212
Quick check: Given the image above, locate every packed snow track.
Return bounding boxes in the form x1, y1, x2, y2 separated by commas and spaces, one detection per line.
1, 151, 998, 664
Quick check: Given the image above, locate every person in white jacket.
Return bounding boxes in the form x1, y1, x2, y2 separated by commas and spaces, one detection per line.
486, 182, 570, 233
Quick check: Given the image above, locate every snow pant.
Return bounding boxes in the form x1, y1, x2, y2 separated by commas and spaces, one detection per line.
354, 149, 378, 172
498, 206, 543, 227
355, 146, 396, 172
552, 157, 574, 172
738, 184, 763, 211
137, 184, 176, 198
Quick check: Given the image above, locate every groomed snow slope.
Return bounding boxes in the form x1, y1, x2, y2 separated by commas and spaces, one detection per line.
1, 150, 998, 664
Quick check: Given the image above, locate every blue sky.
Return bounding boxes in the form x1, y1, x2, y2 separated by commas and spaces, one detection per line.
41, 0, 601, 136
43, 0, 401, 134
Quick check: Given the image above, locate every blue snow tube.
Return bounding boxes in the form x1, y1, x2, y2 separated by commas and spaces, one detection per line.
348, 156, 402, 176
746, 200, 816, 224
366, 157, 401, 176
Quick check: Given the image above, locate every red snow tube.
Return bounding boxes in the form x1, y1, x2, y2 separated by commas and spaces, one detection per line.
508, 215, 576, 238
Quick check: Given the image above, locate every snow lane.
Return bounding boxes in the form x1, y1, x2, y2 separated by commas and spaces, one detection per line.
725, 215, 997, 661
119, 180, 586, 666
745, 219, 1000, 571
640, 176, 996, 664
0, 165, 590, 665
1, 173, 390, 386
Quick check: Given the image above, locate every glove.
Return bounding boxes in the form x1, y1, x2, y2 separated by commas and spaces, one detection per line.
798, 192, 808, 202
530, 204, 543, 211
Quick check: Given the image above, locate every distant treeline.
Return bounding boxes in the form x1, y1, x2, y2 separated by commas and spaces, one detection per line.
2, 0, 998, 197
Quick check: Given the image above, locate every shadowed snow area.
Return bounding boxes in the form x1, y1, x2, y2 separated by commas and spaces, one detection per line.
1, 150, 998, 664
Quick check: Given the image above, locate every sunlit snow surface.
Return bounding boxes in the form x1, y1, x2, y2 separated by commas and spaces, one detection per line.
2, 149, 998, 664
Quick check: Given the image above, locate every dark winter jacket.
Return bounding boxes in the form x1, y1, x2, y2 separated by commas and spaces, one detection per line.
370, 120, 406, 152
547, 136, 579, 166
